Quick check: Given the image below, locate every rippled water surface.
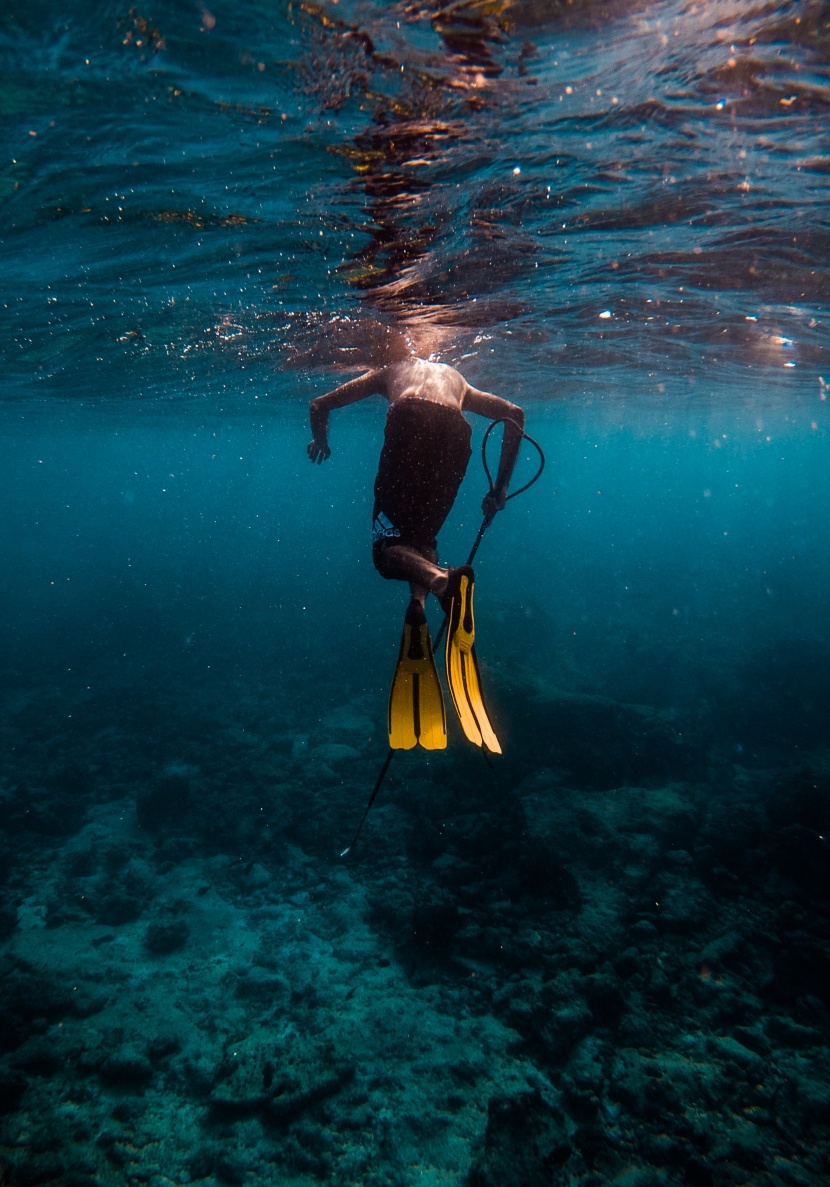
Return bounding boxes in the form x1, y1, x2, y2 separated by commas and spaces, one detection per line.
1, 0, 828, 406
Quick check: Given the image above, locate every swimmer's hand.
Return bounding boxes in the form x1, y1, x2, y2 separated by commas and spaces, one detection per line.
481, 489, 506, 523
307, 438, 331, 464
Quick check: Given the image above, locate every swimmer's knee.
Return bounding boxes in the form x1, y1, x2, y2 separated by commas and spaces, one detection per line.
373, 542, 397, 579
375, 542, 423, 582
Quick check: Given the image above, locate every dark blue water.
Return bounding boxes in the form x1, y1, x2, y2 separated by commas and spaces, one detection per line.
2, 3, 830, 1185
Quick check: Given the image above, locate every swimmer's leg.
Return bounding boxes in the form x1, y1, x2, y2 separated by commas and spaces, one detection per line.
374, 543, 449, 606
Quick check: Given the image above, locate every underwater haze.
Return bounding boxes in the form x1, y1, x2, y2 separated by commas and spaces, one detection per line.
2, 1, 830, 1185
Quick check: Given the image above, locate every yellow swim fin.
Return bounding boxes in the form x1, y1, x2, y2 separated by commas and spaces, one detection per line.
442, 566, 502, 755
388, 601, 447, 751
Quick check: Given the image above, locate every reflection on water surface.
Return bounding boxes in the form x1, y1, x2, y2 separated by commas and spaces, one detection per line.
0, 0, 827, 403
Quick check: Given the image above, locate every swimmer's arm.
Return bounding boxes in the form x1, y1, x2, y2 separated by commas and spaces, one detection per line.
308, 369, 388, 463
462, 386, 526, 515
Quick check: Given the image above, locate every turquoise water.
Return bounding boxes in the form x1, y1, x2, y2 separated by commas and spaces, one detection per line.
2, 3, 830, 1186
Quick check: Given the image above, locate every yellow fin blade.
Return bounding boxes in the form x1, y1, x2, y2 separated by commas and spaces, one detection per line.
444, 571, 501, 755
388, 618, 447, 750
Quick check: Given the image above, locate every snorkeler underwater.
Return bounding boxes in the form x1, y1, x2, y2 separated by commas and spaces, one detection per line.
1, 1, 829, 1184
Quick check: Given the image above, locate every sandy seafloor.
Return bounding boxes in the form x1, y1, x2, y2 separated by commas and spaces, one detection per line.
3, 652, 830, 1187
2, 400, 830, 1187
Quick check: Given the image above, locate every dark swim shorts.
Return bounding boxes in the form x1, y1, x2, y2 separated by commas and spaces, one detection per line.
372, 397, 472, 565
